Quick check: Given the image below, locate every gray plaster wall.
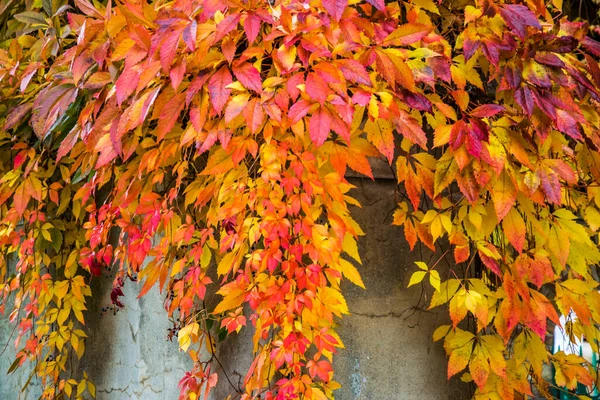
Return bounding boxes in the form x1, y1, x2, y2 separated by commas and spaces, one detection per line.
1, 178, 468, 399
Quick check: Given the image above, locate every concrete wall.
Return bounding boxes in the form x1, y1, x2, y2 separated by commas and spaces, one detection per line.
1, 178, 468, 399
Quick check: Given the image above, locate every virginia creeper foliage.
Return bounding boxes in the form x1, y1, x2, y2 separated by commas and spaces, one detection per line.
1, 0, 600, 398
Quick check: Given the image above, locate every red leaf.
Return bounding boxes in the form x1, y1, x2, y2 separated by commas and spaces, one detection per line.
160, 29, 182, 71
244, 14, 261, 44
156, 93, 185, 140
74, 0, 104, 18
243, 98, 264, 133
395, 110, 427, 149
115, 67, 141, 106
232, 62, 263, 93
322, 0, 347, 22
182, 20, 197, 51
214, 13, 241, 44
515, 87, 534, 116
4, 103, 32, 131
582, 36, 600, 57
537, 167, 561, 204
57, 128, 80, 161
470, 104, 504, 118
352, 90, 371, 106
402, 90, 432, 112
208, 67, 233, 114
186, 72, 210, 106
465, 119, 489, 158
306, 72, 329, 104
534, 52, 565, 68
478, 249, 501, 276
555, 109, 582, 140
365, 0, 385, 12
335, 59, 371, 86
19, 62, 40, 92
456, 167, 479, 204
170, 60, 187, 90
499, 4, 541, 39
309, 107, 331, 147
330, 111, 350, 142
96, 134, 118, 168
546, 159, 577, 184
288, 99, 313, 124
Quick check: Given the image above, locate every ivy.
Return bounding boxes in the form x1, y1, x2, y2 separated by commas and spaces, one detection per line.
1, 0, 600, 399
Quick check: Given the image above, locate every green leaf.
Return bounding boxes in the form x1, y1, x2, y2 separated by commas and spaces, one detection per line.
7, 355, 24, 374
14, 11, 48, 26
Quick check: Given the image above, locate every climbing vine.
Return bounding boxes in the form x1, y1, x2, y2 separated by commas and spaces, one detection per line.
1, 0, 600, 398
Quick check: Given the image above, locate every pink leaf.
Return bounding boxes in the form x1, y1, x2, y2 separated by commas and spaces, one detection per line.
208, 66, 232, 114
233, 62, 263, 93
470, 104, 504, 118
309, 107, 331, 147
288, 99, 313, 124
214, 13, 241, 44
115, 67, 141, 106
243, 97, 265, 133
336, 59, 371, 86
322, 0, 348, 21
306, 72, 328, 104
244, 14, 261, 44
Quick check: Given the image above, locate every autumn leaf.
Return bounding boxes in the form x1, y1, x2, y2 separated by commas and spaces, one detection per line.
492, 171, 517, 221
502, 209, 526, 253
233, 62, 263, 93
208, 66, 233, 114
309, 107, 332, 147
322, 0, 348, 22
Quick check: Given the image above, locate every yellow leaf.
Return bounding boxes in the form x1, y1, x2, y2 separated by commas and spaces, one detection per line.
451, 55, 483, 90
433, 325, 451, 341
411, 0, 440, 14
339, 259, 365, 289
320, 287, 349, 316
178, 322, 200, 352
342, 234, 361, 264
408, 271, 427, 287
276, 44, 297, 70
217, 251, 235, 276
429, 270, 441, 291
171, 259, 185, 277
77, 380, 86, 396
111, 38, 136, 61
213, 289, 245, 314
201, 246, 212, 269
464, 6, 482, 24
200, 148, 234, 175
415, 261, 428, 270
469, 345, 490, 389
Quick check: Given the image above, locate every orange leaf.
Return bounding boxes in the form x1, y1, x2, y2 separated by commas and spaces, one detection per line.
502, 208, 526, 253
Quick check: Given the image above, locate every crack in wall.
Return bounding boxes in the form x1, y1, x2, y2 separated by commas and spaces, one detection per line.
352, 307, 433, 319
98, 381, 161, 396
